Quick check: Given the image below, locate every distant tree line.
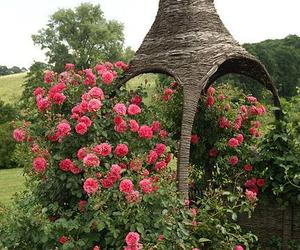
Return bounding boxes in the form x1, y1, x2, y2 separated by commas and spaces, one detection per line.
0, 66, 27, 76
220, 35, 300, 99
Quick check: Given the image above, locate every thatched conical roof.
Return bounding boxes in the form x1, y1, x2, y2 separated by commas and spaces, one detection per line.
118, 0, 281, 197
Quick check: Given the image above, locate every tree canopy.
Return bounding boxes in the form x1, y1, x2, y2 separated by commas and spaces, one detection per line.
32, 3, 133, 72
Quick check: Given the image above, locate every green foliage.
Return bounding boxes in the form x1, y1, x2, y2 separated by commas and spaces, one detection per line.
0, 123, 17, 169
0, 73, 26, 103
32, 3, 133, 72
0, 100, 18, 124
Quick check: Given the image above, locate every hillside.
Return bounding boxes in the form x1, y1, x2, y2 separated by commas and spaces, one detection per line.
0, 72, 26, 103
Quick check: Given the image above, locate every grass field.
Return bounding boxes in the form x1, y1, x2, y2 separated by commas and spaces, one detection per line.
0, 72, 26, 103
0, 168, 25, 205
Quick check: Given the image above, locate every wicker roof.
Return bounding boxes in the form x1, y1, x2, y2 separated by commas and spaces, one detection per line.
118, 0, 281, 196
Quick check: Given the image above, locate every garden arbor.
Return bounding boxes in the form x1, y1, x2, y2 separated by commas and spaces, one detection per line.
118, 0, 281, 197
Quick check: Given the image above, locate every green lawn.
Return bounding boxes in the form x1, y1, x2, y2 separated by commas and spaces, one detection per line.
0, 168, 25, 205
0, 72, 26, 103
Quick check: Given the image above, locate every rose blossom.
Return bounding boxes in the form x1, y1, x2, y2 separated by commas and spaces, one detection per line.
130, 159, 142, 171
154, 143, 166, 155
88, 87, 104, 100
59, 159, 73, 172
79, 116, 92, 127
146, 150, 158, 165
235, 133, 244, 144
77, 147, 87, 160
125, 190, 140, 203
246, 96, 257, 103
88, 98, 102, 112
245, 189, 257, 202
101, 71, 114, 85
93, 143, 112, 157
138, 125, 153, 139
52, 92, 66, 105
209, 148, 218, 157
218, 117, 230, 129
127, 104, 141, 115
125, 232, 140, 246
113, 103, 127, 116
129, 119, 139, 132
155, 161, 167, 171
119, 179, 134, 194
75, 122, 88, 135
83, 178, 99, 194
44, 70, 55, 83
234, 245, 244, 250
114, 120, 127, 133
56, 121, 71, 137
33, 157, 47, 173
257, 178, 265, 187
228, 138, 239, 148
139, 179, 153, 194
114, 144, 129, 157
83, 153, 100, 167
33, 87, 45, 97
58, 236, 68, 244
243, 164, 253, 172
13, 129, 26, 142
206, 95, 214, 107
159, 130, 168, 138
228, 156, 239, 166
130, 95, 142, 106
207, 86, 215, 96
191, 134, 200, 145
115, 61, 128, 70
151, 121, 160, 132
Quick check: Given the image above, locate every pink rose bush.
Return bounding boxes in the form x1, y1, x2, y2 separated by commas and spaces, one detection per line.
11, 62, 197, 249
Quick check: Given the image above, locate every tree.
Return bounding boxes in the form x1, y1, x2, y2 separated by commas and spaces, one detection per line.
32, 3, 133, 72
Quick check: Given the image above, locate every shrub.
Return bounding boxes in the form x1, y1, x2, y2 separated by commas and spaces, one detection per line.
0, 122, 17, 169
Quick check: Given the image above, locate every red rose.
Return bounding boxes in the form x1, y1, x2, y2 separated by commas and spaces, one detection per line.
114, 144, 129, 157
83, 178, 99, 194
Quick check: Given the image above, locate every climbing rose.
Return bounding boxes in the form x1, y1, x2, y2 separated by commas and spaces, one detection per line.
44, 70, 55, 83
191, 134, 200, 144
234, 246, 244, 250
57, 121, 71, 137
206, 95, 214, 107
33, 157, 47, 173
75, 122, 88, 135
209, 148, 218, 157
101, 71, 114, 85
207, 86, 215, 96
228, 156, 239, 166
138, 125, 153, 139
33, 87, 45, 97
52, 92, 66, 105
125, 232, 140, 246
151, 121, 160, 132
154, 143, 166, 155
77, 148, 87, 160
114, 144, 129, 157
93, 143, 112, 157
88, 87, 104, 100
127, 104, 141, 115
159, 130, 168, 138
79, 116, 92, 127
218, 94, 225, 101
83, 153, 100, 167
58, 236, 68, 244
65, 63, 74, 71
113, 103, 127, 116
130, 95, 142, 106
235, 133, 244, 144
246, 96, 257, 103
125, 190, 140, 203
130, 159, 142, 171
164, 88, 174, 95
83, 178, 99, 194
218, 116, 230, 129
245, 189, 257, 202
13, 129, 26, 142
257, 178, 265, 187
146, 150, 158, 165
139, 179, 153, 194
243, 164, 253, 172
129, 119, 139, 132
228, 138, 239, 148
155, 161, 167, 171
119, 179, 134, 194
59, 159, 73, 172
115, 61, 128, 70
88, 98, 102, 112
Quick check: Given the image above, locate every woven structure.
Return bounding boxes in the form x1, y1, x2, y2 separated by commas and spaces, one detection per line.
118, 0, 281, 197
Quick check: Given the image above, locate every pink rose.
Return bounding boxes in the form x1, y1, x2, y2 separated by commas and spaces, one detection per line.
125, 190, 140, 203
33, 87, 45, 97
83, 178, 99, 194
88, 98, 102, 112
101, 71, 114, 85
151, 121, 160, 132
245, 189, 257, 202
65, 63, 75, 71
75, 122, 88, 135
146, 150, 158, 165
59, 159, 73, 172
114, 61, 128, 70
127, 104, 141, 115
44, 70, 55, 84
228, 138, 239, 148
129, 119, 139, 132
114, 121, 127, 133
125, 232, 140, 246
79, 116, 92, 127
159, 130, 168, 138
209, 148, 218, 157
129, 159, 142, 171
228, 156, 239, 166
93, 143, 112, 157
138, 125, 153, 139
139, 179, 153, 194
191, 134, 200, 145
83, 153, 100, 167
13, 129, 26, 142
206, 96, 214, 108
218, 94, 225, 101
154, 143, 166, 155
33, 157, 47, 173
207, 86, 215, 96
257, 178, 265, 187
84, 69, 96, 86
130, 95, 142, 106
155, 161, 167, 171
114, 144, 129, 157
52, 92, 66, 105
234, 246, 244, 250
113, 103, 127, 116
57, 121, 71, 137
218, 117, 230, 129
164, 88, 173, 95
119, 179, 134, 194
246, 96, 257, 103
88, 87, 105, 100
243, 164, 253, 172
77, 148, 87, 160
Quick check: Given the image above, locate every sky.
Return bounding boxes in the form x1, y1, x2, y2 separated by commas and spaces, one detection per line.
0, 0, 299, 68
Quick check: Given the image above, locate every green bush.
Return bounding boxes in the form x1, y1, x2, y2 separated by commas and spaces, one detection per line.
0, 123, 17, 169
